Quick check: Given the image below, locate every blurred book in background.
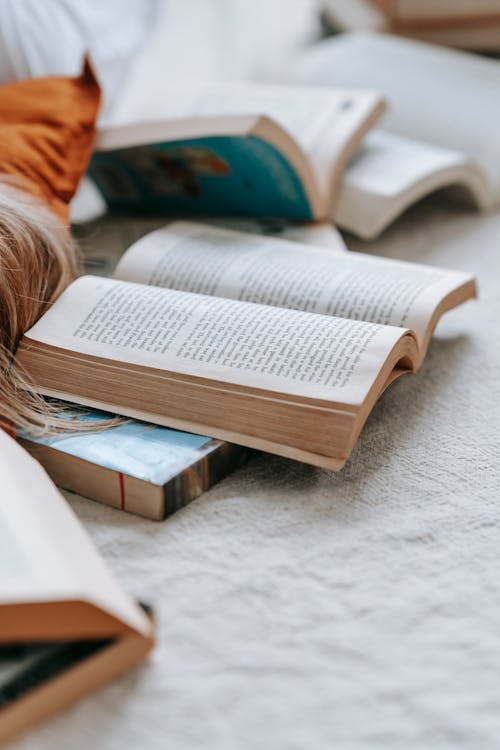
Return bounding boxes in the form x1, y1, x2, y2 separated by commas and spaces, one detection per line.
322, 0, 500, 51
90, 82, 384, 224
292, 31, 500, 237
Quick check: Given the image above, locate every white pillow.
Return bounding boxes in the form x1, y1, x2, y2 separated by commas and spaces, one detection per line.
111, 0, 321, 121
0, 0, 159, 115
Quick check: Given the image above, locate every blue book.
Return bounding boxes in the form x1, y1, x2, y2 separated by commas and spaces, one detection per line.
20, 408, 248, 520
90, 87, 384, 222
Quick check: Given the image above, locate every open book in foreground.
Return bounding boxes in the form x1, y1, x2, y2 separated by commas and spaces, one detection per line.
292, 32, 500, 238
89, 82, 384, 222
0, 430, 154, 745
16, 222, 476, 470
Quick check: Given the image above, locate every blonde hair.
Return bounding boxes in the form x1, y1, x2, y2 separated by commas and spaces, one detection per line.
0, 176, 79, 435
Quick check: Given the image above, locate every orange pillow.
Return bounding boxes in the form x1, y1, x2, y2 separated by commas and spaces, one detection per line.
0, 58, 101, 224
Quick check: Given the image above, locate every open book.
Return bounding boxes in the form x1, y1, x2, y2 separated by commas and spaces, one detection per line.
16, 221, 475, 470
0, 430, 154, 744
292, 32, 500, 238
90, 82, 384, 222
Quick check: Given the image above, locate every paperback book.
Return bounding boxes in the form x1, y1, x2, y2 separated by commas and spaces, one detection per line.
0, 430, 154, 744
15, 221, 476, 471
90, 81, 384, 222
293, 31, 500, 237
20, 409, 249, 520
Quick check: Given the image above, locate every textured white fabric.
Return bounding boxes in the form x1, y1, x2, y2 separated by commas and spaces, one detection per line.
11, 196, 500, 750
7, 5, 500, 747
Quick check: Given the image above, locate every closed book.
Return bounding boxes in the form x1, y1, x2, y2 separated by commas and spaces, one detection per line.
19, 407, 249, 521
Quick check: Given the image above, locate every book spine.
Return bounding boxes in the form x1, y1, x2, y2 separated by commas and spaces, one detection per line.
161, 441, 250, 518
19, 437, 250, 521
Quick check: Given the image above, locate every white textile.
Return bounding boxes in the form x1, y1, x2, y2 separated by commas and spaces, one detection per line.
0, 0, 159, 115
6, 4, 500, 748
12, 194, 500, 750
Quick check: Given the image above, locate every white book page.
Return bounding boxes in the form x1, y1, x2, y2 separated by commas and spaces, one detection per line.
293, 32, 500, 201
341, 131, 480, 197
105, 81, 383, 195
334, 130, 489, 238
24, 275, 408, 406
191, 218, 348, 253
114, 221, 471, 348
0, 431, 150, 637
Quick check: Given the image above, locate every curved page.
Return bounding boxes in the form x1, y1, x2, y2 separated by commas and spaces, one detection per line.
21, 275, 409, 408
114, 221, 473, 354
0, 431, 151, 640
292, 32, 500, 201
334, 130, 489, 239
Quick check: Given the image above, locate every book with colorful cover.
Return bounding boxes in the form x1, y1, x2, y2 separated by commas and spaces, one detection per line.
90, 81, 384, 222
19, 407, 249, 520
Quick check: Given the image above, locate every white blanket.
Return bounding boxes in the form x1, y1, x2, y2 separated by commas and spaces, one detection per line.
12, 196, 500, 750
9, 5, 500, 747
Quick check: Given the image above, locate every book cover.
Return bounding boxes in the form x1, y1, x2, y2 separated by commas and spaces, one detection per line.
89, 135, 313, 219
20, 408, 249, 520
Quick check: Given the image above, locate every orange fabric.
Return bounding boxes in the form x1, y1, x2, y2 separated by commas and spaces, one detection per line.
0, 58, 101, 224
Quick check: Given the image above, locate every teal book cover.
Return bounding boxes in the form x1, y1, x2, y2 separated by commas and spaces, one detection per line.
89, 134, 314, 220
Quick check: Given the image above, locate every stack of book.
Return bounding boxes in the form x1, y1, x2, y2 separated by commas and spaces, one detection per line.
17, 218, 475, 483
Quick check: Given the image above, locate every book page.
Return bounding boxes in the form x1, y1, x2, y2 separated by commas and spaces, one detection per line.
340, 131, 480, 198
0, 431, 151, 638
24, 275, 410, 406
76, 216, 347, 280
292, 32, 500, 201
114, 221, 472, 348
106, 82, 383, 195
334, 130, 489, 239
